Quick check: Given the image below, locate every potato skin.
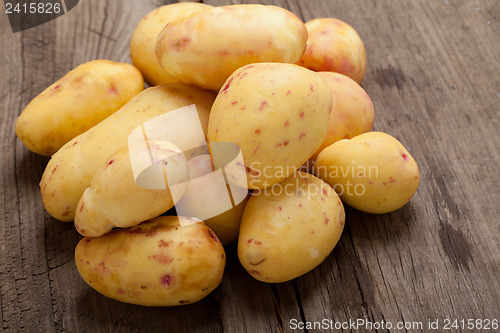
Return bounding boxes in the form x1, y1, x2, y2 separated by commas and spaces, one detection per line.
315, 132, 420, 214
298, 18, 367, 84
238, 171, 345, 283
75, 141, 189, 237
175, 154, 249, 244
40, 84, 215, 221
130, 3, 212, 86
75, 216, 225, 306
207, 63, 332, 190
15, 60, 144, 156
310, 72, 374, 161
156, 4, 308, 90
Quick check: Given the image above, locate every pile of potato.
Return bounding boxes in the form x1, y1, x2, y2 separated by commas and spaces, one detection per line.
15, 3, 419, 306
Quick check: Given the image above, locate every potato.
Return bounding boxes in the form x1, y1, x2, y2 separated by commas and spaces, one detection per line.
75, 140, 189, 238
15, 60, 144, 156
315, 132, 420, 214
75, 216, 226, 306
298, 18, 367, 84
238, 171, 345, 283
155, 4, 308, 90
40, 84, 215, 221
130, 2, 212, 86
207, 63, 332, 190
174, 154, 249, 244
310, 72, 374, 161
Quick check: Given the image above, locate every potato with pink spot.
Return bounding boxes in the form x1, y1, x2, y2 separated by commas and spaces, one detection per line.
238, 171, 345, 283
40, 84, 215, 222
75, 140, 189, 238
315, 132, 420, 214
130, 2, 213, 86
298, 18, 367, 84
310, 72, 374, 161
207, 63, 332, 190
16, 60, 144, 156
75, 216, 225, 306
155, 4, 308, 90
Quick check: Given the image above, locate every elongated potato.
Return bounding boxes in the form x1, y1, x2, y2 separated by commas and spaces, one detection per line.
207, 63, 332, 190
156, 4, 308, 90
75, 216, 226, 306
75, 140, 189, 237
130, 2, 212, 86
41, 84, 216, 221
315, 132, 420, 214
238, 171, 345, 283
15, 60, 144, 155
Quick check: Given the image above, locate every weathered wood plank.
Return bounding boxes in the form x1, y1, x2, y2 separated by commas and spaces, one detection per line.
1, 6, 58, 331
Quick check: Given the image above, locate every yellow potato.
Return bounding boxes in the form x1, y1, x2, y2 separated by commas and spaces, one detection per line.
15, 60, 144, 156
174, 154, 249, 244
315, 132, 420, 214
298, 18, 367, 84
156, 4, 308, 90
310, 72, 374, 161
40, 84, 215, 221
75, 216, 226, 306
238, 171, 345, 283
130, 2, 212, 86
75, 140, 189, 238
207, 63, 332, 190
204, 198, 248, 245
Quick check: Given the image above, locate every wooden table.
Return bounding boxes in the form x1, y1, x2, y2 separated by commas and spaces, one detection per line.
1, 0, 499, 332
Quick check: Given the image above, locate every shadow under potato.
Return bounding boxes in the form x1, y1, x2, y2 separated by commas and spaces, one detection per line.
75, 283, 222, 332
344, 202, 418, 245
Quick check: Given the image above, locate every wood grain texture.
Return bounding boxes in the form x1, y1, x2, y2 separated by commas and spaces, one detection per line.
1, 0, 499, 332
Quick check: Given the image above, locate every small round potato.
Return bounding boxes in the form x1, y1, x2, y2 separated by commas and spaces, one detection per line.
130, 3, 212, 86
75, 216, 226, 306
156, 4, 308, 90
298, 18, 367, 84
310, 72, 374, 161
207, 63, 332, 190
238, 171, 345, 283
15, 60, 144, 155
315, 132, 420, 214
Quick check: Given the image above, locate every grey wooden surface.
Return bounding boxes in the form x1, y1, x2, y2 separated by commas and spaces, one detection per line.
1, 0, 499, 332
